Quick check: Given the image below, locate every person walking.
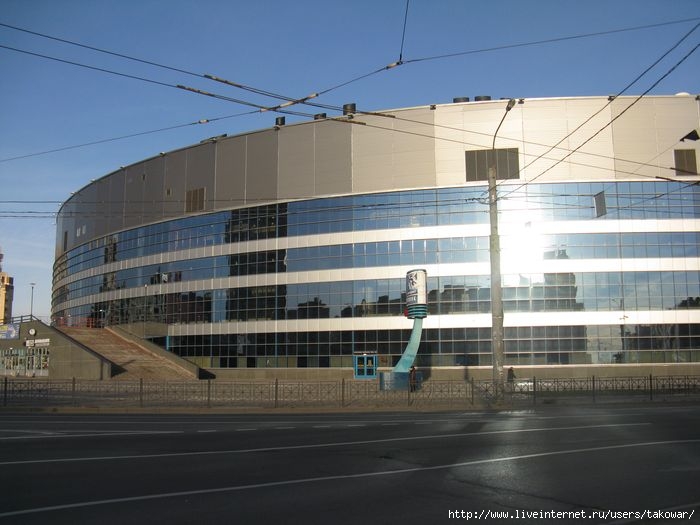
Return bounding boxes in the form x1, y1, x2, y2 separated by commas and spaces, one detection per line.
409, 366, 417, 392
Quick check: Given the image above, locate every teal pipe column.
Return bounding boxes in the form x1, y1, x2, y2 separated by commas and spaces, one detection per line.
393, 317, 423, 373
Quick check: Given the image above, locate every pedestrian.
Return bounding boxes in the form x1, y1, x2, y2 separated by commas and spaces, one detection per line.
409, 365, 417, 392
507, 367, 515, 391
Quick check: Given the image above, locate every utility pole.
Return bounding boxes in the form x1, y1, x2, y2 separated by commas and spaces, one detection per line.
489, 98, 516, 398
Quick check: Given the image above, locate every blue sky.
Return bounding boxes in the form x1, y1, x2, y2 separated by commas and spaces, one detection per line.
1, 0, 699, 322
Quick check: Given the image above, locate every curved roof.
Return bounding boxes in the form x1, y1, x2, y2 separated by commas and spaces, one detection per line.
56, 95, 700, 256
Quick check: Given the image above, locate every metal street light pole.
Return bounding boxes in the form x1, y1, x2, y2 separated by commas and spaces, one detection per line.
29, 282, 36, 319
489, 98, 516, 399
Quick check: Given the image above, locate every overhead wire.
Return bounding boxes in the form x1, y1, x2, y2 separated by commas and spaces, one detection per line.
0, 31, 688, 175
497, 21, 700, 190
497, 39, 700, 201
398, 0, 410, 64
0, 113, 255, 163
0, 21, 316, 106
2, 16, 699, 162
403, 17, 700, 64
0, 43, 321, 119
3, 16, 697, 115
1, 15, 698, 221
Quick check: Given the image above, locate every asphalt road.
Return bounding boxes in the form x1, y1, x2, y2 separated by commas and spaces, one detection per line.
0, 406, 699, 524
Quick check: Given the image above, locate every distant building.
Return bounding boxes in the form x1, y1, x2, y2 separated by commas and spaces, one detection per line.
52, 95, 700, 378
0, 272, 13, 324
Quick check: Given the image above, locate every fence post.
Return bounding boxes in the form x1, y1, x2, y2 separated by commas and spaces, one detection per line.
139, 378, 144, 408
532, 376, 537, 405
207, 379, 212, 408
469, 379, 474, 405
649, 373, 653, 401
3, 377, 7, 407
72, 377, 76, 406
274, 378, 279, 409
341, 378, 345, 408
592, 375, 596, 403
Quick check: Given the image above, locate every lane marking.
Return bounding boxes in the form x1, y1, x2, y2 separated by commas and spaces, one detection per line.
0, 430, 62, 436
1, 438, 697, 518
0, 430, 183, 441
0, 423, 649, 466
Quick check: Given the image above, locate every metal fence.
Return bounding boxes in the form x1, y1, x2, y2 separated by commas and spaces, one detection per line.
2, 375, 700, 409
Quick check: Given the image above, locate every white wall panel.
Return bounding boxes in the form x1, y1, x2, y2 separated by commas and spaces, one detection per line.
246, 130, 278, 204
214, 136, 246, 205
313, 120, 352, 196
278, 123, 315, 200
163, 149, 187, 218
186, 143, 216, 212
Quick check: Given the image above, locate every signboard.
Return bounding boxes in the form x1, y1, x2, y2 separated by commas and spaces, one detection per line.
0, 324, 19, 340
25, 339, 51, 348
406, 269, 427, 306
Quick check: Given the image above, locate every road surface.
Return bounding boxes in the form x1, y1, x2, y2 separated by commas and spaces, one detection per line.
1, 406, 699, 524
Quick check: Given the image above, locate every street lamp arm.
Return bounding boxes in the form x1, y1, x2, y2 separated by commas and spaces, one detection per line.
492, 99, 517, 150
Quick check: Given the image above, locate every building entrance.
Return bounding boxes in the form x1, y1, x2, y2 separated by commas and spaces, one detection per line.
353, 354, 377, 379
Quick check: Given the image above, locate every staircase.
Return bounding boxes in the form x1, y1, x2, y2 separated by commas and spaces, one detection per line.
59, 327, 197, 381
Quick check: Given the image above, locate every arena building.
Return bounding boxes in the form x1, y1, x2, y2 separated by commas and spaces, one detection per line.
52, 94, 700, 379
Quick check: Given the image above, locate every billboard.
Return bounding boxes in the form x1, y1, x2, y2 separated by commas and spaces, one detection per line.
0, 324, 19, 340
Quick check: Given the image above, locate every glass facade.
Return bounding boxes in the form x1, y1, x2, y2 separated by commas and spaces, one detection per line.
52, 181, 700, 369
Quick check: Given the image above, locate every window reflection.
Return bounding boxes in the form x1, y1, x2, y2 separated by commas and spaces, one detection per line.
56, 182, 700, 282
53, 181, 700, 369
